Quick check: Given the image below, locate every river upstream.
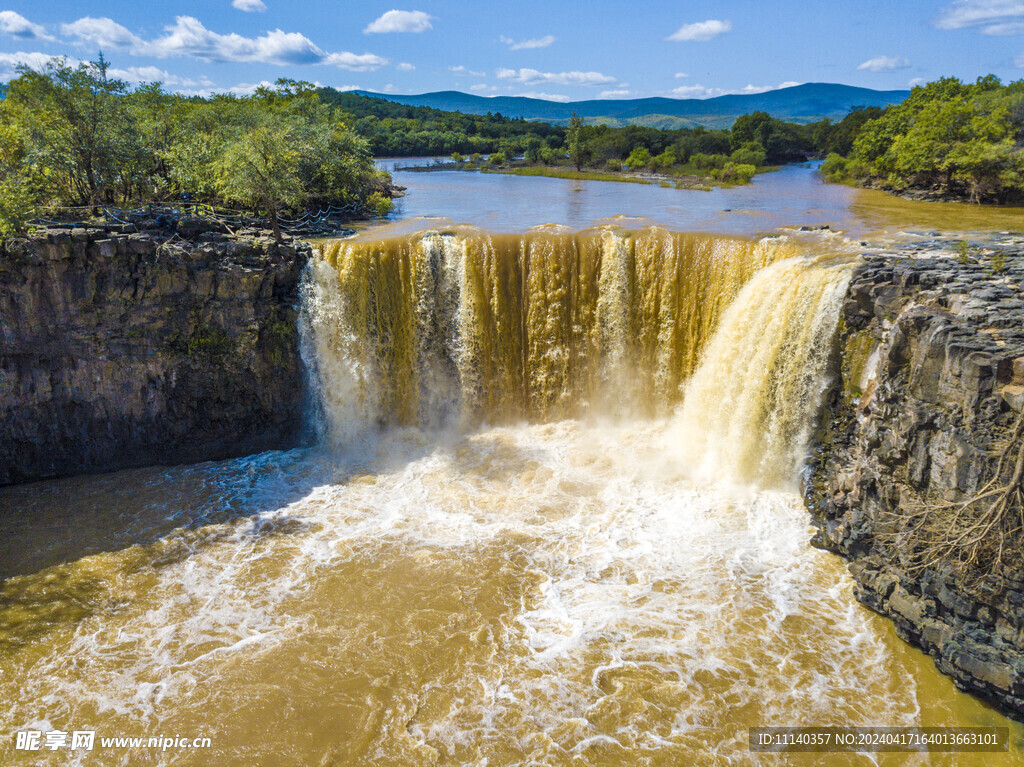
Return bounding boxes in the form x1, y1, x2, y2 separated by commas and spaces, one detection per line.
1, 165, 1023, 765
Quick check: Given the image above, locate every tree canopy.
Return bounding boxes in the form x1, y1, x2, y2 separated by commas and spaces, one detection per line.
818, 75, 1024, 203
0, 62, 392, 237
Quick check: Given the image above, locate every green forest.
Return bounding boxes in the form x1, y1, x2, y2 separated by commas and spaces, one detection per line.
327, 89, 816, 183
819, 76, 1024, 203
330, 76, 1024, 205
0, 57, 393, 238
2, 58, 1022, 240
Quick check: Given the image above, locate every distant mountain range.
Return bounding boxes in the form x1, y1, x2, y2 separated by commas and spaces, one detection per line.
352, 83, 909, 129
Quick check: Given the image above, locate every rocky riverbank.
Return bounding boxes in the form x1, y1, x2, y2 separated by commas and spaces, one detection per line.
0, 223, 312, 485
805, 235, 1024, 720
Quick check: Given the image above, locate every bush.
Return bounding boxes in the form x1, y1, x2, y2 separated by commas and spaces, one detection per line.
0, 179, 35, 237
955, 239, 972, 264
650, 148, 678, 171
819, 153, 850, 182
624, 146, 651, 170
366, 192, 392, 217
539, 147, 563, 165
488, 151, 507, 166
606, 158, 623, 172
730, 141, 766, 167
717, 162, 756, 184
690, 152, 728, 170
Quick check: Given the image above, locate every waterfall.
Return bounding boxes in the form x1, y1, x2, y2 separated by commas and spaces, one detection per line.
300, 227, 800, 444
675, 255, 854, 488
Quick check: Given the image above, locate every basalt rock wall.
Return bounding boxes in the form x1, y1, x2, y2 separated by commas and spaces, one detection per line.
0, 226, 311, 485
806, 241, 1024, 720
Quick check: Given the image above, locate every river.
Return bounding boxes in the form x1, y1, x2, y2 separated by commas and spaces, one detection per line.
369, 159, 1024, 239
1, 166, 1022, 766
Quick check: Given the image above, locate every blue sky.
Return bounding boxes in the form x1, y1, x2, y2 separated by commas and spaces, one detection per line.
0, 1, 1022, 100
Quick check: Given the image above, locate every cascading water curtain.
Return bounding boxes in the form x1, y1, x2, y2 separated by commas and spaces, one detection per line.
301, 228, 801, 443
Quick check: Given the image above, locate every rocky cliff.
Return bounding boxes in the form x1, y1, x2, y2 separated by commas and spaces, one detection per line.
806, 238, 1024, 720
0, 224, 311, 485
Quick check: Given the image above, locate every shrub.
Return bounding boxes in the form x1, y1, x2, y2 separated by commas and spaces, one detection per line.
730, 142, 766, 167
540, 147, 563, 165
717, 162, 756, 183
624, 146, 651, 170
690, 152, 728, 170
366, 192, 392, 217
650, 148, 678, 171
606, 158, 623, 172
820, 153, 850, 182
955, 240, 972, 264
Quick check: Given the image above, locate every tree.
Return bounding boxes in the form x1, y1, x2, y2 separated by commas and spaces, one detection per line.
215, 122, 305, 241
6, 56, 142, 208
730, 141, 766, 167
624, 146, 651, 170
730, 112, 773, 152
650, 147, 678, 171
567, 112, 586, 171
0, 111, 38, 235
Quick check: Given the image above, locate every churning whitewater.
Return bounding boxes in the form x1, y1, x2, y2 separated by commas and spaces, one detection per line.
0, 228, 1012, 766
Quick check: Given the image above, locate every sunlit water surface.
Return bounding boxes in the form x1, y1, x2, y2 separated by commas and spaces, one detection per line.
369, 159, 1024, 240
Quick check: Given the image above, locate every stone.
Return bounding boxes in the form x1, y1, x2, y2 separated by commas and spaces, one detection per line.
804, 239, 1024, 722
1002, 384, 1024, 412
0, 227, 311, 485
1014, 357, 1024, 385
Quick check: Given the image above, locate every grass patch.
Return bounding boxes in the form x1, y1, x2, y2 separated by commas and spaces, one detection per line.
482, 166, 656, 185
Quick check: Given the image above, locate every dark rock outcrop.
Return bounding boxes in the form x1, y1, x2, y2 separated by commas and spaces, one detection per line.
0, 225, 311, 485
806, 240, 1024, 720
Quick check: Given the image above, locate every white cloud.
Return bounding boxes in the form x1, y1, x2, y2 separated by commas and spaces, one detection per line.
0, 51, 75, 79
322, 51, 389, 70
738, 80, 801, 94
669, 81, 800, 99
148, 16, 325, 64
232, 0, 267, 11
672, 84, 720, 98
514, 92, 571, 102
496, 67, 615, 86
62, 17, 147, 52
599, 89, 632, 98
500, 34, 555, 50
333, 84, 361, 91
449, 65, 485, 76
227, 79, 275, 96
674, 72, 689, 78
667, 19, 731, 42
981, 21, 1024, 32
395, 61, 415, 71
935, 1, 1024, 34
364, 10, 432, 34
857, 55, 910, 72
0, 11, 53, 41
61, 15, 389, 71
908, 76, 928, 86
107, 65, 215, 87
469, 83, 498, 92
0, 51, 217, 93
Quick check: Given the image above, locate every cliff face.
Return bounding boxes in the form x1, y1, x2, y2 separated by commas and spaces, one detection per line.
806, 243, 1024, 720
0, 226, 311, 485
